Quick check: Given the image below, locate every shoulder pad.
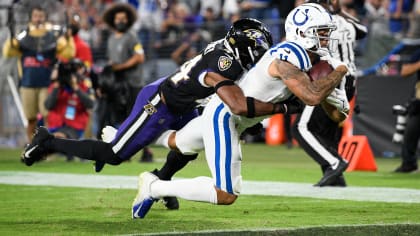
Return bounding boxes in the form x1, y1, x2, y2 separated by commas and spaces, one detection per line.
269, 42, 312, 71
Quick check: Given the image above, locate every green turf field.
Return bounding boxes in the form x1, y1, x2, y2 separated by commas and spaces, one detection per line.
0, 144, 419, 235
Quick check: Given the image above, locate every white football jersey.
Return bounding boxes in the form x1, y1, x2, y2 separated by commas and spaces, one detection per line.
233, 41, 312, 132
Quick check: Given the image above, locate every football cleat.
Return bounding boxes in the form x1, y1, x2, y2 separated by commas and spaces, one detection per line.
132, 172, 158, 219
162, 197, 179, 210
315, 159, 348, 187
94, 161, 105, 173
150, 169, 179, 210
322, 174, 347, 187
21, 126, 53, 166
394, 164, 418, 173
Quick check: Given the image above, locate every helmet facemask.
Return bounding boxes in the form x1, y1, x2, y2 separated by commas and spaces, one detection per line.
303, 24, 337, 56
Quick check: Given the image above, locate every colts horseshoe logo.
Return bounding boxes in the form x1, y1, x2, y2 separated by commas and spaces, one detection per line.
293, 8, 310, 26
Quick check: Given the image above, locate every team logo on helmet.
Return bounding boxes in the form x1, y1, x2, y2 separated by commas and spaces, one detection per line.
293, 8, 310, 26
243, 29, 269, 49
218, 56, 232, 71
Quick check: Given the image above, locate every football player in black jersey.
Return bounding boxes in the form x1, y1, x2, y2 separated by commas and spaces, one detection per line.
21, 18, 295, 197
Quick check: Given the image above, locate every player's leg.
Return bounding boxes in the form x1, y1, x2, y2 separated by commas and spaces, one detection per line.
151, 101, 242, 204
292, 105, 348, 186
132, 100, 241, 218
22, 78, 169, 168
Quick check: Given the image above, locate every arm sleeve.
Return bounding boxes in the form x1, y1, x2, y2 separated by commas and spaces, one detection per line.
75, 90, 94, 109
44, 88, 60, 110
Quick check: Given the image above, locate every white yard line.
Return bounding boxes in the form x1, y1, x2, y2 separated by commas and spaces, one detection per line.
0, 171, 419, 203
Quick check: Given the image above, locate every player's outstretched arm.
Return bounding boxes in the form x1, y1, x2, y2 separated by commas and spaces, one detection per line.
204, 72, 286, 117
270, 59, 347, 106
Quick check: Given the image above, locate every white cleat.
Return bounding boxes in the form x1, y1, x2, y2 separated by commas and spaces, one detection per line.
132, 172, 159, 219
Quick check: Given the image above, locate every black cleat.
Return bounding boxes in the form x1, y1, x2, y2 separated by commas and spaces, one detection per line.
315, 159, 348, 187
162, 196, 179, 210
150, 169, 179, 210
94, 161, 105, 173
21, 126, 53, 166
323, 174, 347, 187
394, 164, 418, 173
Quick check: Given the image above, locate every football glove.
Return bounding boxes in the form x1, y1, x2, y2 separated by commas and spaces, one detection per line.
101, 126, 117, 143
325, 88, 350, 117
320, 55, 348, 71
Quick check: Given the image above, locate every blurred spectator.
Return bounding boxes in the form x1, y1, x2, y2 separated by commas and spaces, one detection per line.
394, 48, 420, 173
363, 0, 390, 37
407, 0, 420, 38
271, 0, 295, 40
222, 0, 241, 20
98, 3, 153, 162
198, 7, 226, 41
341, 0, 359, 17
240, 0, 280, 42
45, 59, 94, 161
199, 0, 222, 17
133, 0, 164, 54
2, 5, 75, 142
388, 0, 415, 38
154, 2, 191, 58
170, 33, 199, 65
68, 14, 93, 70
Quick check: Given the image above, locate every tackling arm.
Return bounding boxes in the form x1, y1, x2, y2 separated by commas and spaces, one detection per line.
204, 72, 287, 117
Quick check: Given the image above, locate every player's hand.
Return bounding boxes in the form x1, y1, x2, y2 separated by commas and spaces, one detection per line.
285, 98, 304, 114
321, 55, 347, 72
325, 88, 349, 116
101, 126, 117, 143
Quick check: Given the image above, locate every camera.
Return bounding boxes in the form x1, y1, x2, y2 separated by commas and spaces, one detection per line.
392, 104, 408, 143
57, 59, 84, 86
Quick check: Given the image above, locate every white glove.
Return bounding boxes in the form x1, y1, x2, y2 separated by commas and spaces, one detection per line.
101, 126, 117, 143
325, 88, 350, 116
320, 55, 348, 70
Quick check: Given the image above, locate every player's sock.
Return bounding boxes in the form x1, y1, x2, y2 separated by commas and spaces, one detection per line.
150, 176, 217, 204
45, 138, 123, 165
155, 151, 197, 180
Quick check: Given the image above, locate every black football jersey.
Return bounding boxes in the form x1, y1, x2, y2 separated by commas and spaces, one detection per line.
160, 39, 244, 115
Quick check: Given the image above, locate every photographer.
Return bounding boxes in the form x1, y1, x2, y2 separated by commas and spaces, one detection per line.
394, 48, 420, 173
2, 5, 75, 142
44, 59, 94, 161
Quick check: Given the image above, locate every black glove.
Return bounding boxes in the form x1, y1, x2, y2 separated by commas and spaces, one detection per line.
285, 98, 304, 114
243, 123, 263, 136
273, 99, 304, 114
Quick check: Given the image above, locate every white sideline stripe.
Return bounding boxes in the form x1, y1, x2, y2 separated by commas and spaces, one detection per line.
1, 171, 420, 203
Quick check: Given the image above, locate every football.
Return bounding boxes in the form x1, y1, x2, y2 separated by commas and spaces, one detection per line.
308, 60, 333, 81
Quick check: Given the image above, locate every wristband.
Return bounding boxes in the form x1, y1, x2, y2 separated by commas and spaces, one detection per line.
214, 80, 235, 92
246, 97, 256, 118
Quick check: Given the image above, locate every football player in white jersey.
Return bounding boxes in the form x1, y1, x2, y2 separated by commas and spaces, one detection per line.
293, 0, 368, 187
132, 3, 349, 218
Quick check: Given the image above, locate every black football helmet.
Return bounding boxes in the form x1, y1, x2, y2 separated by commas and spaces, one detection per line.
225, 18, 273, 70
